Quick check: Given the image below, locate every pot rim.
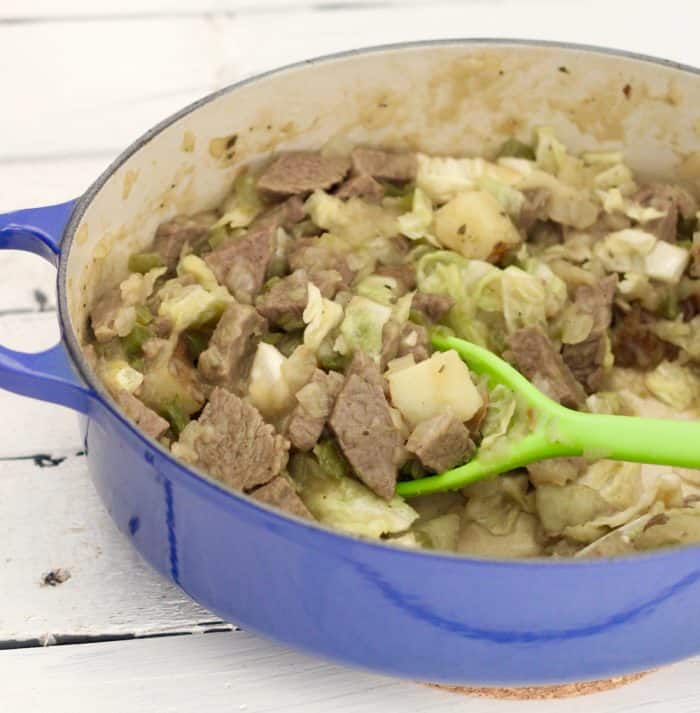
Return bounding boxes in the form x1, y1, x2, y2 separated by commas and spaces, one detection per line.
57, 37, 700, 568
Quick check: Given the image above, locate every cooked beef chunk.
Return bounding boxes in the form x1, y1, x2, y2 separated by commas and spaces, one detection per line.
336, 174, 385, 202
288, 237, 355, 286
287, 369, 345, 451
350, 147, 416, 182
256, 269, 310, 331
198, 302, 266, 392
329, 352, 400, 499
256, 195, 307, 228
257, 152, 350, 196
398, 322, 430, 362
682, 294, 700, 322
114, 390, 169, 440
633, 183, 697, 243
205, 197, 305, 303
612, 304, 678, 369
153, 214, 210, 270
375, 263, 417, 293
255, 268, 343, 331
178, 387, 289, 491
518, 188, 550, 233
309, 269, 344, 299
151, 315, 173, 338
250, 475, 313, 519
205, 222, 275, 303
406, 413, 475, 472
90, 287, 123, 343
507, 327, 586, 408
411, 291, 454, 323
562, 275, 617, 393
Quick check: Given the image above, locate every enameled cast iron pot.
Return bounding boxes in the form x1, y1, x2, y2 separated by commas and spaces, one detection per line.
2, 40, 700, 686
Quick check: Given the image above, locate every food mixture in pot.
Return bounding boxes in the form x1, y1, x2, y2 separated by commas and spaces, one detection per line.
86, 130, 700, 557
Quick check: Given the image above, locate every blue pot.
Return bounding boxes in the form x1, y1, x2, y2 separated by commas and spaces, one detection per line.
2, 40, 700, 686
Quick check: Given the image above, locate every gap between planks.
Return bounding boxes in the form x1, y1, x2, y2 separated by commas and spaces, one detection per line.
0, 453, 230, 642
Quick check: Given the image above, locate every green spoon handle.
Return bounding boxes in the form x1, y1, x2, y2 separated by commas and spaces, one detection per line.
396, 410, 700, 498
556, 409, 700, 468
396, 429, 572, 497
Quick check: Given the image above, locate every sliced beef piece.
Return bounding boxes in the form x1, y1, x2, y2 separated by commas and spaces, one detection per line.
90, 287, 124, 343
309, 269, 344, 299
151, 315, 173, 338
287, 369, 345, 451
255, 268, 342, 331
114, 390, 169, 440
518, 188, 550, 234
406, 413, 475, 473
562, 275, 617, 393
153, 214, 211, 270
350, 147, 416, 183
611, 304, 678, 370
250, 475, 313, 519
288, 237, 355, 286
329, 351, 401, 499
682, 294, 700, 322
205, 222, 275, 303
398, 322, 430, 363
255, 195, 306, 230
256, 269, 310, 331
411, 291, 454, 323
336, 174, 385, 203
257, 152, 350, 197
177, 387, 289, 491
633, 183, 698, 243
376, 263, 417, 293
507, 327, 586, 409
198, 302, 266, 392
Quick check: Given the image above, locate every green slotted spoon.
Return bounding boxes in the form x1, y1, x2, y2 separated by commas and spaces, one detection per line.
395, 333, 700, 498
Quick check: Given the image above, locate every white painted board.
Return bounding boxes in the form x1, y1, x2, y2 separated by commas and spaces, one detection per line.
6, 630, 700, 713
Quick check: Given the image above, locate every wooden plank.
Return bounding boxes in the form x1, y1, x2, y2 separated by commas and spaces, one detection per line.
4, 629, 700, 713
0, 0, 456, 19
0, 452, 227, 642
0, 18, 219, 160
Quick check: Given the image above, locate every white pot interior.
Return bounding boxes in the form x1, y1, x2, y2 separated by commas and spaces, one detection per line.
66, 41, 700, 345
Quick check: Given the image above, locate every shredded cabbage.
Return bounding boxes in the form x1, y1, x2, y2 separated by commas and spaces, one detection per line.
305, 191, 399, 245
335, 295, 392, 361
291, 453, 418, 538
177, 254, 219, 291
644, 360, 700, 410
397, 187, 438, 244
211, 173, 263, 229
593, 228, 657, 273
302, 283, 343, 352
415, 153, 521, 203
158, 283, 232, 333
479, 384, 517, 450
501, 266, 547, 333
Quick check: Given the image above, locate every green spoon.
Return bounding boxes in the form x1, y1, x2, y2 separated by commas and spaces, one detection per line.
395, 333, 700, 498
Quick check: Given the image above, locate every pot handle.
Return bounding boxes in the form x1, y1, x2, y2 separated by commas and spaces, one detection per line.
0, 201, 93, 414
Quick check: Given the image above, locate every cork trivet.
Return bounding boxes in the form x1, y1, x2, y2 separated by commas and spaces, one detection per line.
426, 670, 650, 700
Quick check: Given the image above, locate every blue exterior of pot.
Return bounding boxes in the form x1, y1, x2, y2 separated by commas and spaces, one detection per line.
2, 41, 700, 687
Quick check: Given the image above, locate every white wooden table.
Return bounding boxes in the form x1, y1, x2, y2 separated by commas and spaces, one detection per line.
3, 1, 700, 710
